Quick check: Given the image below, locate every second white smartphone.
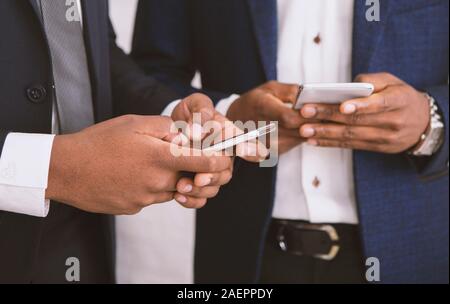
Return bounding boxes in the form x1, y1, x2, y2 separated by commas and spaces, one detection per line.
203, 123, 276, 153
294, 83, 374, 109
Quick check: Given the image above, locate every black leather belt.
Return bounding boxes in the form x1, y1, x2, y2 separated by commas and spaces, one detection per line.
267, 219, 360, 261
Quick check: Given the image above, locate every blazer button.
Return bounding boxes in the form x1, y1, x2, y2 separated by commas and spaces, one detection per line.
26, 85, 47, 104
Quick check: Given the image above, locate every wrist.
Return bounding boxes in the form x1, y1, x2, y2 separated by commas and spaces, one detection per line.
46, 134, 77, 202
409, 93, 444, 156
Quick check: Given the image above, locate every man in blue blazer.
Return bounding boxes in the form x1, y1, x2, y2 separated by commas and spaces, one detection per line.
132, 0, 449, 283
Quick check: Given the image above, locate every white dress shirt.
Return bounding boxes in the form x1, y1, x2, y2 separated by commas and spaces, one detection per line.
273, 0, 358, 224
217, 0, 359, 224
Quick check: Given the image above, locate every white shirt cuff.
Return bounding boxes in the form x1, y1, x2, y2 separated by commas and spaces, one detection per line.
0, 133, 55, 217
161, 95, 240, 118
215, 94, 240, 116
161, 100, 182, 116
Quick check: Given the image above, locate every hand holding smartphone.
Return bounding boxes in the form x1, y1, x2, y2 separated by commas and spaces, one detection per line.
203, 123, 276, 153
202, 83, 373, 153
294, 83, 374, 109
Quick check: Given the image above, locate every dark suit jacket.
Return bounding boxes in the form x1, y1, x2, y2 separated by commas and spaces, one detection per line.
0, 0, 177, 283
132, 0, 449, 283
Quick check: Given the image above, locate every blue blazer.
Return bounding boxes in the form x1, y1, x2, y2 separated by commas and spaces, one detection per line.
133, 0, 449, 283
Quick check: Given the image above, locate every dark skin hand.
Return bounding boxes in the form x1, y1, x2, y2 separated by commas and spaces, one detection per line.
227, 81, 308, 154
299, 73, 430, 154
171, 93, 268, 208
47, 114, 232, 214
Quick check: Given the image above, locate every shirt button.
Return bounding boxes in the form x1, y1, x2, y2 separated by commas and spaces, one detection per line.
313, 33, 322, 44
313, 177, 321, 188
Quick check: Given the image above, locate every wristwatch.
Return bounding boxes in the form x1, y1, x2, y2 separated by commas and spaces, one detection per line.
410, 94, 445, 157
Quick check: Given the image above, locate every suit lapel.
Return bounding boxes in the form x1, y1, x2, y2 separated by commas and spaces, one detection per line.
80, 0, 101, 87
28, 0, 45, 24
352, 0, 393, 76
246, 0, 278, 80
28, 0, 39, 15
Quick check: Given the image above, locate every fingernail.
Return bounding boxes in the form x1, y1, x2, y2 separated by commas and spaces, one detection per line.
177, 195, 187, 204
182, 184, 193, 193
240, 143, 268, 160
301, 127, 315, 138
343, 104, 357, 114
308, 139, 318, 146
302, 106, 317, 118
259, 146, 269, 159
198, 175, 212, 187
243, 144, 257, 157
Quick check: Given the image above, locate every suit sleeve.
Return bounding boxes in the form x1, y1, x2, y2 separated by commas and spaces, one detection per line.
109, 22, 180, 116
131, 0, 229, 104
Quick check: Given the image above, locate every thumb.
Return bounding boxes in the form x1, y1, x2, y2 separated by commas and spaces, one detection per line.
181, 94, 216, 141
265, 81, 300, 105
354, 73, 404, 93
183, 93, 215, 124
236, 141, 269, 163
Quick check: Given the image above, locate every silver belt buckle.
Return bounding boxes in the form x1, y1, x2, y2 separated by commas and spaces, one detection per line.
276, 222, 340, 261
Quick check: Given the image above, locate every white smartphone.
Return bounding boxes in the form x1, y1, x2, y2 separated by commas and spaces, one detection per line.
203, 123, 276, 153
294, 83, 374, 109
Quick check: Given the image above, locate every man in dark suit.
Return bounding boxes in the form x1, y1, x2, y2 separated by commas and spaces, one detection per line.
132, 0, 449, 283
0, 0, 247, 283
